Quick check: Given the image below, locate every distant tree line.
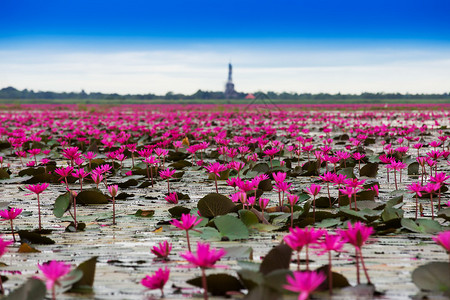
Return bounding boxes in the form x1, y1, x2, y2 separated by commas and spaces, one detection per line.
0, 86, 449, 100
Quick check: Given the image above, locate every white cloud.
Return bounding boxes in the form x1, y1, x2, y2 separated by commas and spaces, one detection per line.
0, 45, 449, 94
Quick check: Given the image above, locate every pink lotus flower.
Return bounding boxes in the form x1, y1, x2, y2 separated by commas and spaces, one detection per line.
272, 171, 287, 183
0, 207, 22, 242
160, 168, 176, 193
37, 261, 72, 297
151, 241, 172, 260
305, 184, 321, 223
339, 221, 374, 284
432, 231, 450, 263
164, 192, 178, 204
141, 267, 170, 297
407, 182, 423, 220
0, 236, 13, 294
171, 213, 202, 251
54, 166, 74, 189
26, 183, 49, 231
205, 162, 227, 193
181, 241, 226, 269
284, 227, 325, 270
284, 270, 326, 300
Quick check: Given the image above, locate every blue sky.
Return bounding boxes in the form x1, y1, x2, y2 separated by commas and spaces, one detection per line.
1, 0, 449, 94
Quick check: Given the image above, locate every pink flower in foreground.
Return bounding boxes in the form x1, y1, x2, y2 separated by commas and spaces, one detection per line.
26, 183, 49, 231
0, 207, 23, 221
0, 236, 13, 257
305, 184, 321, 196
164, 192, 178, 204
107, 185, 119, 198
284, 271, 326, 300
339, 221, 374, 250
0, 236, 12, 294
141, 267, 170, 297
432, 230, 450, 253
171, 213, 202, 251
171, 213, 201, 231
26, 183, 49, 195
159, 168, 176, 180
0, 207, 23, 242
37, 260, 72, 291
151, 241, 172, 260
181, 242, 226, 269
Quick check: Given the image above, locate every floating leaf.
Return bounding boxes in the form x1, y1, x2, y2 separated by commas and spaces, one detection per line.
259, 243, 292, 275
239, 210, 259, 227
208, 169, 230, 180
0, 168, 10, 179
18, 243, 40, 253
116, 192, 134, 200
169, 160, 192, 170
258, 179, 273, 191
65, 222, 86, 232
438, 207, 450, 221
237, 269, 264, 291
197, 227, 222, 241
76, 189, 108, 205
412, 262, 450, 293
401, 218, 442, 234
187, 273, 244, 296
337, 167, 356, 179
381, 206, 404, 222
3, 278, 46, 300
18, 230, 55, 245
244, 285, 282, 300
252, 163, 270, 174
408, 162, 420, 175
197, 193, 236, 218
134, 209, 155, 218
69, 257, 98, 293
360, 163, 378, 177
53, 192, 71, 218
214, 215, 249, 240
223, 246, 253, 260
168, 206, 191, 218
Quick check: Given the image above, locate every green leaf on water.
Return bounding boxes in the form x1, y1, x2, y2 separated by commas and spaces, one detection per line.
187, 273, 244, 296
259, 243, 292, 276
239, 209, 259, 227
53, 192, 71, 218
214, 215, 249, 240
412, 262, 450, 293
69, 256, 98, 293
76, 189, 108, 205
197, 193, 236, 218
3, 278, 46, 300
401, 218, 442, 234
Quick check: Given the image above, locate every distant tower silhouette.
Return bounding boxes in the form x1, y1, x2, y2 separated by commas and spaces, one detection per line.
225, 63, 238, 99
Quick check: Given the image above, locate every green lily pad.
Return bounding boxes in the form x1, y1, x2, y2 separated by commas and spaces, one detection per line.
412, 262, 450, 293
53, 192, 71, 218
401, 218, 442, 234
239, 210, 259, 227
69, 256, 98, 293
76, 189, 108, 205
360, 163, 378, 177
214, 215, 249, 240
3, 278, 46, 300
259, 243, 292, 276
187, 273, 244, 296
197, 193, 236, 218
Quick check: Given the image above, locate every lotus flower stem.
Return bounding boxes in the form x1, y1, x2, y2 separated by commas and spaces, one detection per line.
355, 248, 360, 285
358, 249, 371, 284
201, 268, 208, 300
